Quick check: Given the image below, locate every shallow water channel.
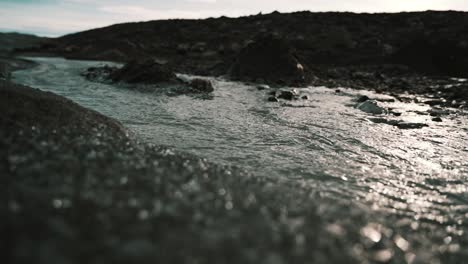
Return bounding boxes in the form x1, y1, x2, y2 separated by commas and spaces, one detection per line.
14, 57, 468, 262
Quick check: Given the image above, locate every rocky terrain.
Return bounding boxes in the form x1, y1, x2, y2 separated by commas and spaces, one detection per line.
0, 32, 45, 56
17, 10, 468, 102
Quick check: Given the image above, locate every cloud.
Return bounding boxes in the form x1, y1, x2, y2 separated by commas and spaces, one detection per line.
186, 0, 217, 3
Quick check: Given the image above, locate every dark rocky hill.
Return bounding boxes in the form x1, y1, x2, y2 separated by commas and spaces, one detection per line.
0, 32, 46, 55
30, 11, 468, 78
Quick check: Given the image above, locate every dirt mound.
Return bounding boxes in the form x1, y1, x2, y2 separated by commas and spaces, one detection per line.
230, 35, 307, 86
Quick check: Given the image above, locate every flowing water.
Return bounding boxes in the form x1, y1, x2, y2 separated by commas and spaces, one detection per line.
13, 57, 468, 261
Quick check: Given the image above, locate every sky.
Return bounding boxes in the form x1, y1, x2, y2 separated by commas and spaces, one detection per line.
0, 0, 467, 37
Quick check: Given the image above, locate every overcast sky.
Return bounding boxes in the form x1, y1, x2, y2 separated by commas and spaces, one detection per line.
1, 0, 467, 37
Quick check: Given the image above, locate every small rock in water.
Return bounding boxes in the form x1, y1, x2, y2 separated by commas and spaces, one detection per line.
396, 122, 428, 129
257, 84, 270, 90
432, 117, 443, 122
301, 95, 309, 100
423, 99, 445, 106
278, 91, 295, 100
356, 100, 387, 115
376, 98, 396, 103
357, 95, 370, 103
268, 97, 279, 102
268, 91, 277, 96
428, 108, 450, 116
190, 78, 214, 93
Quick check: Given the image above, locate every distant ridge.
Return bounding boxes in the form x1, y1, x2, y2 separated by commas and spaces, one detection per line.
26, 10, 468, 77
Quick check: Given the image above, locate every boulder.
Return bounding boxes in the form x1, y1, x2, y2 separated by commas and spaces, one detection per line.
110, 59, 178, 84
230, 34, 307, 86
190, 78, 214, 93
278, 91, 295, 100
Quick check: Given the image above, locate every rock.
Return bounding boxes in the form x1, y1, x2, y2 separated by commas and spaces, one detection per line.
268, 91, 277, 96
428, 108, 451, 116
423, 99, 445, 106
81, 65, 117, 82
278, 91, 295, 100
357, 95, 370, 103
356, 100, 387, 115
110, 59, 178, 84
268, 97, 279, 102
368, 118, 400, 126
369, 118, 428, 129
257, 84, 270, 90
230, 34, 307, 86
396, 122, 428, 129
301, 95, 309, 100
335, 89, 341, 93
376, 98, 396, 103
190, 78, 214, 93
432, 117, 443, 122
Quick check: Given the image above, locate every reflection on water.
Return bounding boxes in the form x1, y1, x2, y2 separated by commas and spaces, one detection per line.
14, 57, 468, 261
